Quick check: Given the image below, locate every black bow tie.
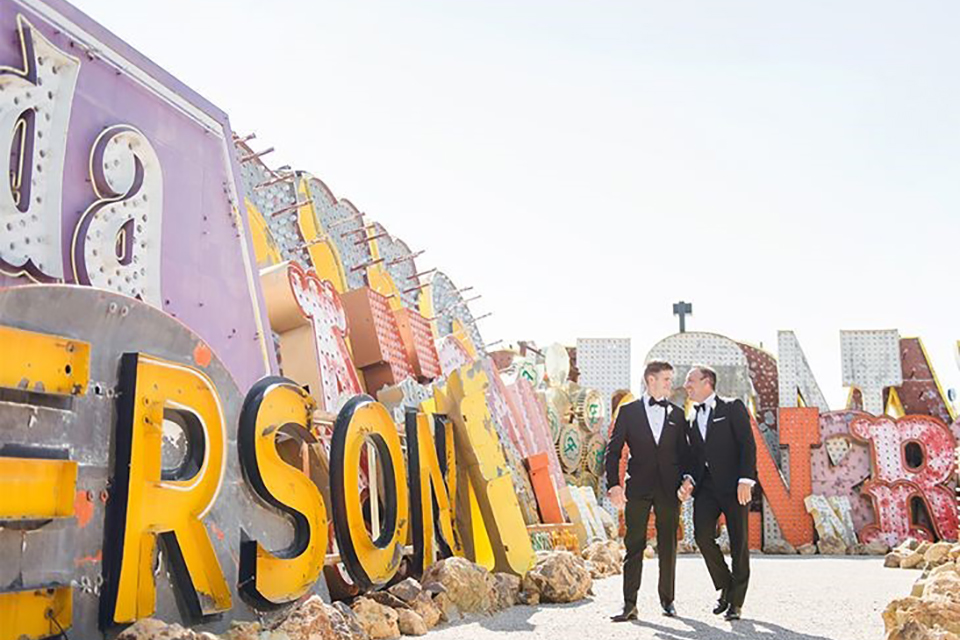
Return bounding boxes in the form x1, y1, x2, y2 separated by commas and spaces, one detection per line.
696, 403, 709, 414
648, 397, 669, 408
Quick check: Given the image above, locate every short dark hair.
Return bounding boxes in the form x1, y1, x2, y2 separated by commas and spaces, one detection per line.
644, 360, 674, 382
692, 364, 717, 389
611, 388, 631, 414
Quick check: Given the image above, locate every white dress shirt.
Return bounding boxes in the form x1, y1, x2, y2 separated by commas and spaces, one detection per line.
642, 393, 667, 444
695, 393, 717, 442
695, 393, 755, 487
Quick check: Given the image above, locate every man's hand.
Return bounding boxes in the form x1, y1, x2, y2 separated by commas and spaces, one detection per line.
737, 481, 753, 506
677, 478, 694, 502
608, 485, 626, 510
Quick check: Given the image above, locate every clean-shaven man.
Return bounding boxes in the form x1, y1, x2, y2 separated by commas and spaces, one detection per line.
605, 361, 693, 622
682, 365, 757, 621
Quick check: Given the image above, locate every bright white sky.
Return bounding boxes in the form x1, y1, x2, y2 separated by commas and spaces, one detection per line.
73, 0, 960, 411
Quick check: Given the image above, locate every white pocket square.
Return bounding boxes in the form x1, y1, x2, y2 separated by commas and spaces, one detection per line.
712, 416, 727, 422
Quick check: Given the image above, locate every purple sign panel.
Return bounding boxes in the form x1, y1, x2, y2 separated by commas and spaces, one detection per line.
0, 0, 275, 390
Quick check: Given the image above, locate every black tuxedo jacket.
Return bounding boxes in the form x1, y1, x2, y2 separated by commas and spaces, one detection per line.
686, 396, 758, 495
605, 398, 692, 500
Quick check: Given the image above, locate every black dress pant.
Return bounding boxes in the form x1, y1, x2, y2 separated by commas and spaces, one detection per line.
622, 488, 679, 607
693, 470, 750, 608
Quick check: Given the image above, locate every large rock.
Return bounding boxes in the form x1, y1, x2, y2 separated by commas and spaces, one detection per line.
817, 536, 847, 555
798, 543, 818, 556
492, 573, 521, 610
396, 610, 427, 637
421, 557, 496, 614
764, 539, 797, 555
352, 597, 400, 640
903, 552, 928, 570
883, 597, 960, 638
331, 602, 370, 640
582, 540, 622, 577
521, 551, 592, 604
432, 592, 459, 623
409, 593, 442, 629
273, 596, 344, 640
887, 553, 908, 568
365, 591, 411, 611
388, 578, 423, 604
923, 568, 960, 604
925, 543, 954, 568
117, 619, 214, 640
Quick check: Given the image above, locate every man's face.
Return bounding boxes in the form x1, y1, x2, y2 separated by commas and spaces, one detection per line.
647, 369, 674, 400
684, 369, 712, 403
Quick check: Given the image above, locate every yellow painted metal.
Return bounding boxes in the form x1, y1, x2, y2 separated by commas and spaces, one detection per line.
245, 199, 282, 268
112, 354, 231, 623
0, 586, 72, 640
445, 364, 535, 575
885, 387, 906, 419
418, 282, 436, 336
340, 401, 409, 585
464, 477, 495, 570
0, 325, 89, 395
296, 178, 349, 294
411, 413, 461, 567
450, 319, 479, 359
0, 457, 77, 520
248, 382, 328, 604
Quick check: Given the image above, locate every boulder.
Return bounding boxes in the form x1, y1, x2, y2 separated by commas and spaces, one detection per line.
925, 543, 954, 568
582, 540, 622, 577
764, 539, 797, 555
518, 590, 540, 606
848, 543, 870, 556
923, 569, 960, 603
432, 592, 459, 623
273, 596, 343, 640
388, 578, 424, 604
903, 552, 928, 570
677, 541, 697, 554
492, 573, 521, 610
117, 619, 210, 640
949, 545, 960, 561
421, 557, 496, 614
917, 541, 933, 555
644, 546, 657, 559
887, 553, 907, 568
408, 593, 441, 629
221, 622, 264, 640
396, 610, 427, 637
365, 591, 411, 611
351, 598, 400, 640
798, 543, 818, 556
330, 602, 370, 640
817, 536, 847, 555
883, 596, 960, 638
521, 551, 592, 604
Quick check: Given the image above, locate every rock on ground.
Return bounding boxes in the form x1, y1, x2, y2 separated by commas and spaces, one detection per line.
396, 610, 428, 636
351, 597, 400, 640
492, 572, 522, 610
117, 619, 216, 640
582, 540, 622, 577
421, 557, 496, 614
522, 550, 593, 603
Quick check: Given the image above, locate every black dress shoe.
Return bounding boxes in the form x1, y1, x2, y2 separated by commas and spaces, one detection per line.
611, 606, 638, 622
712, 590, 730, 615
661, 602, 677, 617
724, 606, 742, 621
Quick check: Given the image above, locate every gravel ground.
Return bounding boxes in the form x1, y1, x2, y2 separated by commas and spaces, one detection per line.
427, 555, 916, 640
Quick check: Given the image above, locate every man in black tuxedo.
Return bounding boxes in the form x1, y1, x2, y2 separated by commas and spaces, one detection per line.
681, 365, 757, 621
605, 361, 693, 621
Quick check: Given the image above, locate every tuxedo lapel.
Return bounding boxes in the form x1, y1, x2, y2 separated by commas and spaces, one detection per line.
705, 399, 725, 445
634, 401, 658, 449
